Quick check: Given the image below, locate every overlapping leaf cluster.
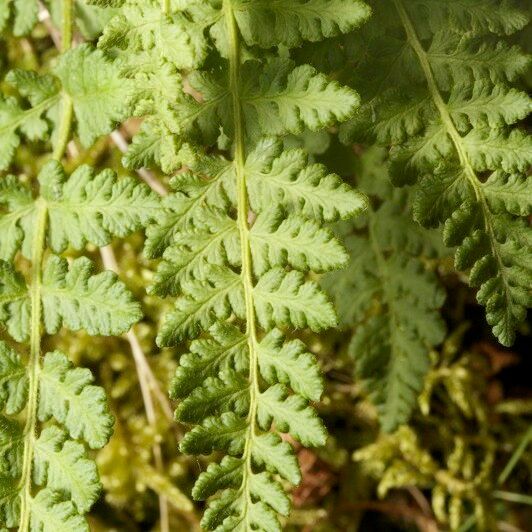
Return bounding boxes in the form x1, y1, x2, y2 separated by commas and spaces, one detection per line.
340, 0, 532, 346
324, 148, 447, 431
96, 0, 371, 528
0, 44, 133, 170
0, 161, 158, 529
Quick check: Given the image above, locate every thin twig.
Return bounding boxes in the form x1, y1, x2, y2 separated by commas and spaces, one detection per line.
110, 131, 168, 196
100, 245, 170, 532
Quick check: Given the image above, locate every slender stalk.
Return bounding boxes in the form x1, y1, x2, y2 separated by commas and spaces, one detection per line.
110, 131, 168, 196
498, 424, 532, 485
60, 0, 73, 53
224, 0, 260, 522
52, 0, 74, 162
161, 0, 170, 15
493, 491, 532, 506
18, 200, 48, 532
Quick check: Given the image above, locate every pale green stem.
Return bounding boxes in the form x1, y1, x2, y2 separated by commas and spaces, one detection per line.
493, 490, 532, 506
162, 0, 170, 14
53, 0, 74, 162
224, 0, 260, 523
18, 200, 48, 532
498, 424, 532, 485
60, 0, 73, 53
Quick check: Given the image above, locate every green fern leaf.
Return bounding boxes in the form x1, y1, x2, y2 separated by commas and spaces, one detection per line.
137, 0, 369, 526
0, 261, 29, 343
38, 351, 114, 450
257, 384, 327, 447
192, 456, 243, 501
0, 71, 60, 171
175, 370, 249, 423
33, 426, 101, 513
40, 162, 160, 252
234, 0, 371, 47
246, 139, 367, 222
325, 149, 447, 430
428, 33, 530, 90
41, 256, 142, 337
144, 155, 233, 258
254, 268, 337, 332
180, 412, 247, 456
171, 323, 248, 400
251, 433, 301, 485
461, 127, 532, 173
339, 0, 531, 345
54, 44, 133, 146
99, 4, 207, 70
482, 172, 532, 216
29, 489, 88, 532
240, 59, 360, 137
250, 208, 347, 276
0, 342, 27, 415
258, 329, 323, 402
157, 266, 244, 345
151, 208, 239, 296
448, 82, 531, 131
0, 414, 23, 476
0, 476, 19, 528
408, 0, 529, 36
1, 157, 158, 262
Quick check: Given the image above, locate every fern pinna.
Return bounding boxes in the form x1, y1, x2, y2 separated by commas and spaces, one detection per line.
340, 0, 532, 347
100, 0, 370, 528
0, 2, 159, 530
324, 148, 447, 432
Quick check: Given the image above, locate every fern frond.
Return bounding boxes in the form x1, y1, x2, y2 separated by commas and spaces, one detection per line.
324, 148, 446, 431
246, 138, 366, 221
99, 2, 207, 69
427, 33, 530, 90
340, 0, 531, 345
38, 351, 114, 449
0, 343, 112, 529
33, 426, 101, 513
0, 157, 155, 528
135, 0, 369, 526
41, 255, 141, 335
406, 0, 529, 36
253, 268, 337, 332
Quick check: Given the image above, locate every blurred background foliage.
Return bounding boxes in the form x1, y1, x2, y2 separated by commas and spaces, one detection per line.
0, 1, 530, 530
